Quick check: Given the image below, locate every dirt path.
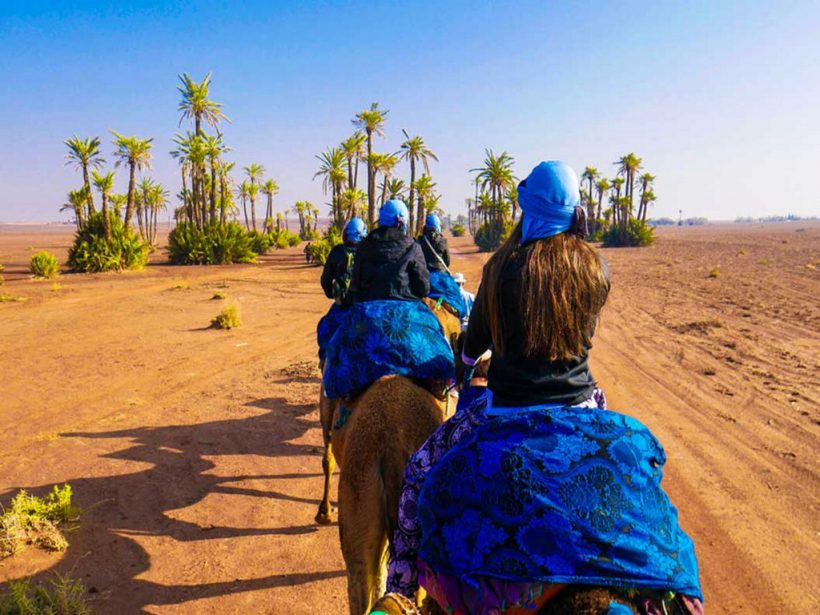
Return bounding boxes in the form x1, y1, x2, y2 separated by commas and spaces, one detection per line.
1, 223, 818, 613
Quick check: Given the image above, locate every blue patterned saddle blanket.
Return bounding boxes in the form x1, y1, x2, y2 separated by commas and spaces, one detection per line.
418, 404, 702, 599
322, 299, 455, 399
428, 271, 468, 319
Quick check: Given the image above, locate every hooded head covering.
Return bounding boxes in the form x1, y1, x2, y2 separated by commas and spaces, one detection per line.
379, 199, 409, 230
518, 161, 580, 244
343, 217, 367, 244
425, 213, 442, 233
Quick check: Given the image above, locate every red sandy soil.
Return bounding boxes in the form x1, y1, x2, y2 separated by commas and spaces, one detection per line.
0, 222, 818, 614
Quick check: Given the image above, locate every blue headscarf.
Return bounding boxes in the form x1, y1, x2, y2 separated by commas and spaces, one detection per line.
343, 217, 367, 244
425, 213, 442, 233
379, 199, 409, 230
518, 161, 580, 244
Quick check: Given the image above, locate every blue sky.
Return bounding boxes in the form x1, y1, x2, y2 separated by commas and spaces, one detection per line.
1, 0, 818, 222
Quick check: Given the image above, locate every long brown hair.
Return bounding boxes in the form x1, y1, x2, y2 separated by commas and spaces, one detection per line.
479, 222, 609, 361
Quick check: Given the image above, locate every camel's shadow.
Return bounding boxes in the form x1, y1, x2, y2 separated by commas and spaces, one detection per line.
0, 389, 344, 612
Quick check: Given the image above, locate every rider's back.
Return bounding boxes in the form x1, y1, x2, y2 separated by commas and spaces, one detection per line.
351, 226, 430, 302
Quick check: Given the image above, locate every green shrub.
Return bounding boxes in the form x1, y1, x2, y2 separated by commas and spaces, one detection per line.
68, 212, 149, 273
287, 233, 302, 247
0, 294, 25, 303
601, 219, 655, 247
30, 252, 60, 279
451, 224, 466, 237
306, 228, 343, 265
168, 222, 257, 265
474, 220, 513, 252
1, 485, 79, 559
0, 573, 91, 614
211, 304, 241, 329
247, 231, 272, 255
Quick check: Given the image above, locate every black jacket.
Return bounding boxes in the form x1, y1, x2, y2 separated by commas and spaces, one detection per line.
351, 226, 430, 302
320, 244, 356, 299
464, 249, 608, 407
418, 230, 450, 273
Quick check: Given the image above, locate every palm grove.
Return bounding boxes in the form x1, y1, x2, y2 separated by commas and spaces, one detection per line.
465, 151, 658, 250
60, 71, 656, 273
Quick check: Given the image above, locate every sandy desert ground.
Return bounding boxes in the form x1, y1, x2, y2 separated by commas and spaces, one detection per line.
0, 222, 818, 614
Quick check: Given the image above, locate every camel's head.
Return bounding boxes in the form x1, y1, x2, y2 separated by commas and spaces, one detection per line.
423, 297, 463, 354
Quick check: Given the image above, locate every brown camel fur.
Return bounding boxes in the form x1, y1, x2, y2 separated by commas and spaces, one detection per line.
315, 299, 461, 526
334, 375, 446, 614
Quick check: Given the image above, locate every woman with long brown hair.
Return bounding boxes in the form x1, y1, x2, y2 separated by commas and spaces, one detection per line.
385, 162, 702, 615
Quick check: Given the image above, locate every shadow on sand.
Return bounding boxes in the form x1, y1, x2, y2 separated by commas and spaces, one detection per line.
1, 386, 344, 612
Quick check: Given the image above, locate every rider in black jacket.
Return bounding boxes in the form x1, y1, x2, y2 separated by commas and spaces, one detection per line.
350, 200, 430, 302
418, 213, 450, 273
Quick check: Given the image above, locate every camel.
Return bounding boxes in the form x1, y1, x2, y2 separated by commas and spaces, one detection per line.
315, 297, 461, 526
313, 298, 461, 615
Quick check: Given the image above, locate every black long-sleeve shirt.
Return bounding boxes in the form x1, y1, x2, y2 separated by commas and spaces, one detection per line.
418, 230, 450, 273
464, 251, 607, 407
350, 226, 430, 302
320, 244, 356, 299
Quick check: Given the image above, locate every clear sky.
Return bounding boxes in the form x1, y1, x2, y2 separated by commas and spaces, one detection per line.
1, 0, 818, 222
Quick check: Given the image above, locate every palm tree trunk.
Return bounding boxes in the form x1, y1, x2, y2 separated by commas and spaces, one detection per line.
220, 175, 227, 224
242, 197, 249, 229
124, 163, 137, 231
101, 192, 111, 241
210, 160, 217, 224
408, 159, 416, 234
366, 129, 375, 228
82, 165, 96, 215
250, 196, 257, 231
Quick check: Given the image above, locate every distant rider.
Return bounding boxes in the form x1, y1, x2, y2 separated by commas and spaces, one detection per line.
452, 272, 475, 329
320, 217, 366, 306
316, 217, 366, 363
417, 213, 450, 273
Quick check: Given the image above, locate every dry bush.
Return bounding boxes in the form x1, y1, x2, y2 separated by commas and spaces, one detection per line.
210, 304, 241, 329
708, 266, 721, 278
0, 573, 91, 614
0, 485, 79, 559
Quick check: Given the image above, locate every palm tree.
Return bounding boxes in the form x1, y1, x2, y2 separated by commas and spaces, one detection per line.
91, 170, 116, 240
177, 72, 230, 136
147, 182, 169, 244
65, 136, 104, 216
203, 133, 228, 223
637, 173, 656, 222
353, 102, 388, 227
594, 178, 611, 221
413, 174, 437, 234
292, 201, 308, 238
111, 132, 153, 231
471, 149, 516, 224
615, 153, 642, 217
341, 187, 366, 221
581, 166, 599, 221
243, 164, 265, 231
61, 186, 91, 228
373, 152, 400, 211
219, 160, 236, 224
314, 147, 347, 229
237, 181, 251, 229
261, 178, 280, 232
385, 177, 406, 201
340, 132, 366, 190
399, 130, 439, 234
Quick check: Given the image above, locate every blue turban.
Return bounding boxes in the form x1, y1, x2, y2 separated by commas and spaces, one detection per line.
379, 199, 409, 230
424, 213, 442, 233
343, 217, 367, 244
518, 161, 580, 244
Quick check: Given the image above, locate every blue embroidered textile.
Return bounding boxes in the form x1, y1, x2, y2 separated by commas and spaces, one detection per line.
323, 300, 455, 399
316, 303, 349, 361
417, 404, 703, 599
428, 270, 468, 319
